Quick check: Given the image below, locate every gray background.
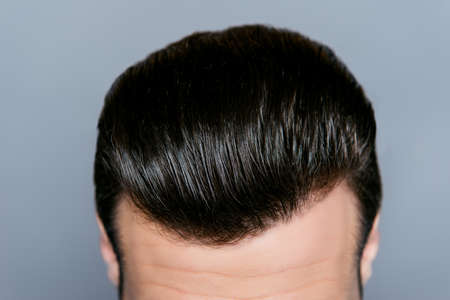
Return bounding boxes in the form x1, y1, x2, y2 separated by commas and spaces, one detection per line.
1, 1, 449, 299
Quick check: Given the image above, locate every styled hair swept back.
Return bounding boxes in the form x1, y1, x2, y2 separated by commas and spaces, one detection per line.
94, 23, 382, 295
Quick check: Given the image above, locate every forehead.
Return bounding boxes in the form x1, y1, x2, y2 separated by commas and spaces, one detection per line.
116, 181, 360, 299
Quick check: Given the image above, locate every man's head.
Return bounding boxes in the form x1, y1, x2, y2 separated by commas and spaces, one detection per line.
94, 24, 382, 300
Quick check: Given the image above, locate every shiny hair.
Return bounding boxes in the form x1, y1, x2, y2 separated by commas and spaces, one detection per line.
94, 24, 382, 298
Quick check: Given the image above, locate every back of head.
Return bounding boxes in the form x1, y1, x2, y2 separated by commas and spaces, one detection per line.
94, 23, 382, 287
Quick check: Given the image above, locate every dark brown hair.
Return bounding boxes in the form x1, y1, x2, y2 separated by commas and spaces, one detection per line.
94, 24, 382, 298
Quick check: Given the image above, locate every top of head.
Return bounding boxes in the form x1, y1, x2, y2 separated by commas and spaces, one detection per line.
94, 23, 381, 249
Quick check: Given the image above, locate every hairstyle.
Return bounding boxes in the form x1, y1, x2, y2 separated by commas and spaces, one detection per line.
94, 24, 382, 297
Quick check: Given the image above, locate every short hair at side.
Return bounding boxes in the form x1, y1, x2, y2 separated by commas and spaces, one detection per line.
94, 23, 382, 295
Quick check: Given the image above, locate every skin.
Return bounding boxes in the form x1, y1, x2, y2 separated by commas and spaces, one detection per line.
97, 180, 380, 300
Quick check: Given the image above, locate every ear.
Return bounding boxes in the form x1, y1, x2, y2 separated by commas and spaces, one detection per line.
360, 212, 380, 285
96, 214, 120, 286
